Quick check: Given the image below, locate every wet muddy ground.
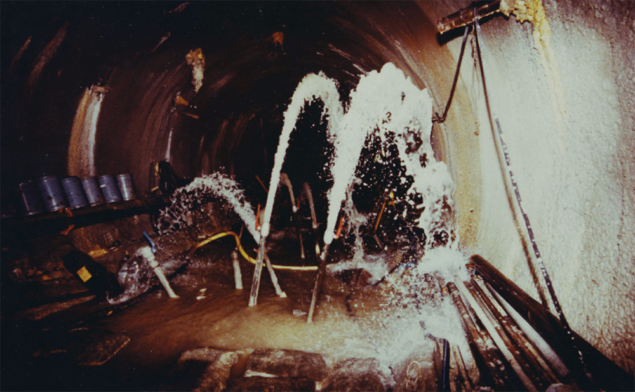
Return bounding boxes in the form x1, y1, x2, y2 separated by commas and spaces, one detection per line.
1, 233, 423, 391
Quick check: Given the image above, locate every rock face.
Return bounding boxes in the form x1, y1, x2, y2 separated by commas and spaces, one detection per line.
160, 347, 444, 392
160, 347, 240, 392
244, 349, 328, 382
35, 328, 130, 366
225, 376, 316, 392
321, 358, 385, 392
391, 340, 439, 392
68, 329, 131, 366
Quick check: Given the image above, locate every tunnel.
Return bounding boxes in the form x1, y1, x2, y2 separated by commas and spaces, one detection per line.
1, 1, 634, 391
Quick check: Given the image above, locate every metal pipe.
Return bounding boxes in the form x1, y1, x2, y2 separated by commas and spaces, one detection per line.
302, 182, 320, 256
281, 173, 305, 260
334, 216, 345, 240
472, 14, 593, 386
440, 338, 451, 392
468, 255, 634, 391
374, 197, 388, 234
231, 250, 243, 290
255, 175, 268, 193
437, 0, 515, 34
462, 279, 539, 391
248, 238, 266, 306
302, 182, 318, 231
472, 274, 559, 386
139, 246, 178, 299
488, 284, 572, 381
447, 281, 508, 390
307, 242, 330, 323
280, 173, 296, 213
452, 344, 474, 391
264, 254, 286, 298
295, 210, 306, 260
373, 191, 393, 234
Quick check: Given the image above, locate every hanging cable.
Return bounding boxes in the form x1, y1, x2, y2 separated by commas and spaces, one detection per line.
472, 14, 593, 384
433, 25, 470, 123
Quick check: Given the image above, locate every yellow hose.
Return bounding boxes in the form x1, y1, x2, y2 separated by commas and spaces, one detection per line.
193, 231, 318, 271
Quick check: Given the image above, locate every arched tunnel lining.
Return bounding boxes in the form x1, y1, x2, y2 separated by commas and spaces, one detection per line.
2, 0, 633, 376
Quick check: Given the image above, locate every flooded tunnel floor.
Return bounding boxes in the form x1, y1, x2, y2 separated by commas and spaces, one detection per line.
3, 236, 444, 391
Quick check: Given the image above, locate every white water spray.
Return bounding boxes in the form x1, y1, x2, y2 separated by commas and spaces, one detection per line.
256, 62, 454, 251
321, 63, 454, 249
162, 63, 455, 255
150, 63, 471, 382
260, 72, 343, 239
158, 173, 260, 242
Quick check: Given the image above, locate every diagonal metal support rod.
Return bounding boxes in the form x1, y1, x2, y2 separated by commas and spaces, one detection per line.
281, 173, 305, 260
248, 238, 267, 307
302, 182, 321, 256
307, 243, 330, 323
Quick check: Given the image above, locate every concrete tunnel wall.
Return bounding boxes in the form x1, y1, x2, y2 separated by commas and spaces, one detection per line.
1, 0, 633, 375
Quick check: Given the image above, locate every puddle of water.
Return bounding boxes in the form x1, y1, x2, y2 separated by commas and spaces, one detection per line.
87, 239, 470, 390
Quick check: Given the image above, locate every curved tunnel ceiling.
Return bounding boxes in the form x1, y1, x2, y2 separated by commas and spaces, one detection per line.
2, 0, 634, 376
2, 1, 473, 198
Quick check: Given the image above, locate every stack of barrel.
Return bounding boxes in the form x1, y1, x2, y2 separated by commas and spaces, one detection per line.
17, 174, 137, 216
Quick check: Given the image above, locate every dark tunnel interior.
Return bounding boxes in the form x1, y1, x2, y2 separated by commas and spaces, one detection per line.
2, 1, 634, 391
1, 2, 428, 212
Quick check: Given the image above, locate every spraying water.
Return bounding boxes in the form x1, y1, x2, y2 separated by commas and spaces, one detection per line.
323, 63, 455, 249
157, 172, 260, 242
160, 63, 454, 257
103, 63, 477, 390
365, 248, 472, 373
260, 72, 343, 239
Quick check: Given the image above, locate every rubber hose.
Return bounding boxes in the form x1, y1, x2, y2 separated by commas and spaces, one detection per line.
194, 231, 317, 271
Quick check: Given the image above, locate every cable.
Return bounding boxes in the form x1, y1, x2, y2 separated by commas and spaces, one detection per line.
472, 14, 592, 383
433, 25, 471, 123
143, 231, 157, 254
193, 230, 317, 271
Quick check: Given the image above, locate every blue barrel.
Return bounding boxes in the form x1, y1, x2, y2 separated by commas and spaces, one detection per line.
116, 174, 136, 201
98, 174, 122, 204
18, 181, 45, 216
61, 177, 89, 210
37, 176, 68, 212
81, 177, 104, 207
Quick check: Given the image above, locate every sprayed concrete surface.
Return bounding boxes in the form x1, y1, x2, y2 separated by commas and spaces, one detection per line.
423, 0, 635, 374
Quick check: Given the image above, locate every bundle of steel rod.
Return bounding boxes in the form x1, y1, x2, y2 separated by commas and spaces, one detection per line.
448, 281, 521, 390
446, 270, 566, 391
467, 255, 634, 391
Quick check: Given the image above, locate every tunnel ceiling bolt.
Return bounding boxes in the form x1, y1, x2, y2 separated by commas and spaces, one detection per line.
437, 0, 516, 35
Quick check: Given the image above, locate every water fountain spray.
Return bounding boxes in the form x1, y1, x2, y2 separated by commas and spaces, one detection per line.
159, 64, 454, 310
248, 73, 342, 307
307, 63, 455, 320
